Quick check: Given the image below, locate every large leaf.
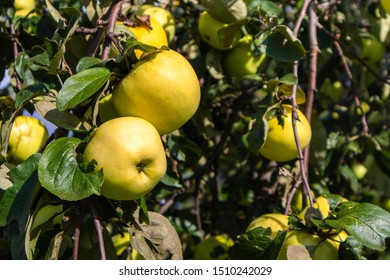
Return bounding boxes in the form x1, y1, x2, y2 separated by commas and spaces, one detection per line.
0, 154, 40, 227
130, 210, 183, 260
256, 25, 306, 62
38, 137, 103, 201
325, 202, 390, 250
231, 227, 287, 260
34, 96, 91, 131
57, 67, 111, 111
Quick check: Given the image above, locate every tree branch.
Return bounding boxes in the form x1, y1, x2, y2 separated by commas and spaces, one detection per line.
89, 199, 106, 260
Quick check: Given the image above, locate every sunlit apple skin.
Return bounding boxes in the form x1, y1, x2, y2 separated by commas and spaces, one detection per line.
193, 234, 234, 260
137, 5, 176, 44
259, 105, 312, 162
381, 0, 390, 15
277, 230, 348, 260
83, 117, 167, 201
246, 213, 289, 239
112, 49, 201, 135
112, 232, 144, 260
197, 11, 241, 50
3, 115, 49, 164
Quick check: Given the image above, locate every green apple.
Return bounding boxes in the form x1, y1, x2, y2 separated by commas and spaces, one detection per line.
84, 117, 167, 201
112, 49, 201, 135
222, 34, 267, 79
197, 11, 242, 50
3, 115, 49, 164
137, 5, 176, 44
359, 32, 385, 64
193, 234, 234, 260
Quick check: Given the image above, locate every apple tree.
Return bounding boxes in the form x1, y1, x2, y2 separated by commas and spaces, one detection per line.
1, 0, 390, 260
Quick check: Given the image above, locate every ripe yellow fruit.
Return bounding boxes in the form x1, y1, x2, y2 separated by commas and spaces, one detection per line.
84, 94, 119, 124
112, 232, 144, 260
222, 34, 267, 79
259, 105, 312, 162
3, 116, 49, 164
119, 16, 168, 59
381, 0, 390, 15
193, 234, 234, 260
137, 5, 176, 44
299, 195, 348, 222
83, 117, 167, 201
197, 11, 241, 50
277, 230, 348, 260
246, 213, 289, 239
14, 0, 35, 17
112, 49, 201, 135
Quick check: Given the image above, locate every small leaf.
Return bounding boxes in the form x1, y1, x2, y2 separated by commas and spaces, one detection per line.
57, 67, 111, 111
76, 57, 103, 73
167, 135, 203, 165
201, 0, 248, 23
242, 108, 268, 154
38, 137, 103, 201
15, 83, 48, 108
248, 0, 283, 16
325, 202, 390, 250
278, 84, 306, 104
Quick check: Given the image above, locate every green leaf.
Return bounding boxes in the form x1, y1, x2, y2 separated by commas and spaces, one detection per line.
76, 57, 103, 73
34, 96, 92, 131
325, 202, 390, 250
167, 135, 203, 166
201, 0, 248, 24
57, 67, 111, 111
38, 137, 103, 201
256, 25, 306, 62
242, 108, 268, 155
248, 0, 283, 16
230, 227, 287, 260
15, 83, 48, 108
0, 154, 40, 227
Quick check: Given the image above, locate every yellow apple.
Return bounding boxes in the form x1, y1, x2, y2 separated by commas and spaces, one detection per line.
197, 11, 242, 50
222, 34, 267, 79
137, 5, 176, 44
2, 115, 49, 164
112, 49, 201, 135
277, 230, 348, 260
193, 234, 234, 260
84, 94, 119, 124
351, 162, 368, 180
83, 117, 167, 201
112, 232, 144, 260
259, 105, 312, 162
246, 213, 289, 239
381, 0, 390, 15
117, 16, 168, 59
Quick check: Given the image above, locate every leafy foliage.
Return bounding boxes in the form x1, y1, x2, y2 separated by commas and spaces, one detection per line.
1, 0, 390, 260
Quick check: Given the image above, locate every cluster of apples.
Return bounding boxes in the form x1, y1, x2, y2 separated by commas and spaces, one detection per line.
84, 5, 201, 201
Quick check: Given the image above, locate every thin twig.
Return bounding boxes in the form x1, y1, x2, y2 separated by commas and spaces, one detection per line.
332, 35, 370, 135
89, 199, 106, 260
290, 0, 315, 208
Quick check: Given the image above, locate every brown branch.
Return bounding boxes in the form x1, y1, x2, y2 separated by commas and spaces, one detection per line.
89, 199, 106, 260
101, 1, 123, 60
10, 24, 22, 91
